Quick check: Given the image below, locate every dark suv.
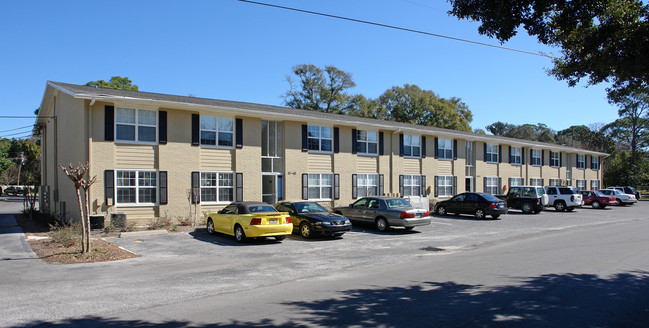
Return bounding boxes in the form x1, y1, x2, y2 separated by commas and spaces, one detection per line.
499, 186, 549, 214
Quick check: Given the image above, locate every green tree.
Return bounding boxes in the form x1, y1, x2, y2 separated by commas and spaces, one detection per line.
0, 138, 14, 172
376, 84, 473, 131
283, 64, 356, 113
6, 138, 41, 185
605, 85, 649, 167
486, 122, 557, 143
557, 125, 614, 153
85, 76, 139, 91
448, 0, 649, 96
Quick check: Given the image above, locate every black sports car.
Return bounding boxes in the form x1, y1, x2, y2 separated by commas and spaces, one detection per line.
274, 201, 352, 238
435, 192, 508, 219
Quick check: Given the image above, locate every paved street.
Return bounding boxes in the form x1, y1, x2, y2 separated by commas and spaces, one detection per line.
1, 199, 648, 327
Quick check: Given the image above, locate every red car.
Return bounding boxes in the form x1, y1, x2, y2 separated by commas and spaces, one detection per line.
580, 190, 618, 209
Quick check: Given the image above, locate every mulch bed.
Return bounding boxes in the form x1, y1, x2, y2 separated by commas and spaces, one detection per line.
15, 214, 140, 264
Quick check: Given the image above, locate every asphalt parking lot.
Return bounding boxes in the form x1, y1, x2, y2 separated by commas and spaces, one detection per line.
109, 202, 648, 270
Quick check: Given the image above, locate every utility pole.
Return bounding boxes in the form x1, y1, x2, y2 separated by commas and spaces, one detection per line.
17, 152, 24, 186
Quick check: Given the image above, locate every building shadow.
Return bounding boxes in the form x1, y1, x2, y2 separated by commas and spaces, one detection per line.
16, 271, 649, 327
189, 229, 285, 247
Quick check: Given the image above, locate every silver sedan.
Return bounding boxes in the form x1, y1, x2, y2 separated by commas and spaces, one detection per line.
333, 196, 431, 232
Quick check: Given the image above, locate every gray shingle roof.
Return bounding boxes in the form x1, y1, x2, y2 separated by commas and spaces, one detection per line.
46, 81, 608, 155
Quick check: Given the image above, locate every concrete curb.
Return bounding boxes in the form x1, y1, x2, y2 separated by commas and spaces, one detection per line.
119, 230, 169, 238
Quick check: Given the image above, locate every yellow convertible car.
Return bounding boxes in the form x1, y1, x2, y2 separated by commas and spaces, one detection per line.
206, 202, 293, 242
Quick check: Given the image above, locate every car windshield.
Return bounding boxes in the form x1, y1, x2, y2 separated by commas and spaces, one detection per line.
386, 198, 411, 208
594, 191, 605, 196
248, 205, 277, 213
294, 202, 328, 213
480, 193, 500, 202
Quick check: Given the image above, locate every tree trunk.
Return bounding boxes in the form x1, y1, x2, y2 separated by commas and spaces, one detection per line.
83, 189, 91, 252
75, 189, 86, 254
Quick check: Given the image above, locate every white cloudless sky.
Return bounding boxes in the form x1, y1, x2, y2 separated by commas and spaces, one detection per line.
0, 0, 620, 139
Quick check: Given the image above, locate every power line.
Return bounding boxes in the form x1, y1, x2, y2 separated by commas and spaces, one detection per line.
238, 0, 556, 59
0, 125, 33, 133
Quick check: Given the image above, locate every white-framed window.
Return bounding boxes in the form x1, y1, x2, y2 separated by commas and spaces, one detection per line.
576, 179, 587, 191
530, 178, 544, 187
437, 138, 453, 160
590, 180, 600, 190
550, 152, 560, 167
510, 177, 524, 187
261, 120, 284, 174
549, 178, 561, 186
577, 154, 585, 169
484, 177, 499, 194
356, 130, 378, 155
437, 175, 454, 197
307, 125, 333, 152
357, 174, 378, 197
115, 170, 157, 205
308, 173, 333, 200
200, 172, 234, 203
510, 147, 522, 165
403, 135, 421, 157
200, 116, 233, 147
485, 143, 499, 163
402, 175, 421, 196
591, 156, 599, 170
531, 149, 542, 166
115, 107, 157, 143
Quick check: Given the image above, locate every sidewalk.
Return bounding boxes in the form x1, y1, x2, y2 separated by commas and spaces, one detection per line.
0, 205, 39, 261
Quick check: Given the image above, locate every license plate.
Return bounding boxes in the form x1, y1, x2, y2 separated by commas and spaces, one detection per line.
415, 213, 422, 218
269, 219, 278, 224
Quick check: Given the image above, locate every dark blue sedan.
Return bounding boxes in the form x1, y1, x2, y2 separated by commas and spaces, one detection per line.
275, 201, 352, 239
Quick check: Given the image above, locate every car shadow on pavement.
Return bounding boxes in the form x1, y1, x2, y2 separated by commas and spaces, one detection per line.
431, 214, 501, 221
189, 229, 285, 247
15, 271, 649, 327
348, 223, 422, 235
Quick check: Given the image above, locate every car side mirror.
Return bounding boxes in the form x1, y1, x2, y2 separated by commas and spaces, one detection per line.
349, 204, 353, 208
217, 210, 223, 214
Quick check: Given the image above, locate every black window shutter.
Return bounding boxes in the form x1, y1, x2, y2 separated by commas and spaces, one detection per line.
105, 105, 114, 141
334, 127, 339, 153
379, 174, 384, 195
498, 177, 502, 193
351, 174, 358, 199
509, 146, 512, 164
104, 170, 114, 203
421, 175, 427, 196
434, 137, 439, 159
159, 111, 167, 144
499, 145, 502, 163
236, 173, 243, 202
483, 177, 487, 193
191, 171, 200, 204
351, 129, 357, 154
560, 152, 563, 167
542, 150, 545, 166
453, 139, 458, 160
399, 134, 404, 157
301, 125, 308, 152
508, 178, 512, 189
434, 176, 439, 197
399, 175, 404, 196
541, 178, 545, 186
302, 174, 308, 200
453, 176, 457, 195
191, 114, 199, 146
235, 118, 243, 149
421, 136, 427, 158
530, 149, 534, 164
379, 132, 384, 155
334, 174, 340, 199
159, 171, 168, 205
484, 143, 488, 162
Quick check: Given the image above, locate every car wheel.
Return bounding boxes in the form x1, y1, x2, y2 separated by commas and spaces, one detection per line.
592, 201, 601, 209
475, 209, 485, 219
566, 207, 575, 212
521, 202, 533, 214
436, 206, 447, 216
376, 217, 389, 232
300, 222, 312, 239
234, 225, 247, 243
491, 214, 500, 219
405, 226, 414, 230
617, 199, 626, 206
554, 201, 566, 212
274, 235, 286, 242
207, 219, 215, 235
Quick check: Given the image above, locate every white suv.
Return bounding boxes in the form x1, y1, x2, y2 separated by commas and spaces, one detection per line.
600, 188, 637, 205
544, 186, 584, 211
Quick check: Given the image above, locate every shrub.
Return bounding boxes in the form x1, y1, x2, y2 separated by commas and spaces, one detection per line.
146, 217, 171, 230
49, 223, 81, 248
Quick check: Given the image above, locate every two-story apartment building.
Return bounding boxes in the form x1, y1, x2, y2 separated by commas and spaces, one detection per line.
36, 81, 606, 224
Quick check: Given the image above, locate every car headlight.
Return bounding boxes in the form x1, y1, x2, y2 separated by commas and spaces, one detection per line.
315, 221, 331, 226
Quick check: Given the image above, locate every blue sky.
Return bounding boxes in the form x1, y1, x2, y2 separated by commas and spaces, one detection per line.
0, 0, 620, 139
